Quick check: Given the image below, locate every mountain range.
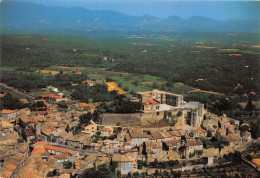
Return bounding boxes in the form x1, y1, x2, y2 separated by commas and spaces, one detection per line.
1, 2, 259, 33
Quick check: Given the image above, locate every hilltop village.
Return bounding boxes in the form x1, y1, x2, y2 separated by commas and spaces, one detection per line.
0, 85, 257, 178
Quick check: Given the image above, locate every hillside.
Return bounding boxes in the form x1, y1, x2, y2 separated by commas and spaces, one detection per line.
1, 2, 259, 33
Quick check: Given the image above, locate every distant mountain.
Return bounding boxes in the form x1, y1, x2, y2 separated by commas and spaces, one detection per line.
1, 2, 259, 33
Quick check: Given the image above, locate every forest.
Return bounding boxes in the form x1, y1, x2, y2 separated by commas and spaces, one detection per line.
1, 33, 259, 97
0, 32, 259, 131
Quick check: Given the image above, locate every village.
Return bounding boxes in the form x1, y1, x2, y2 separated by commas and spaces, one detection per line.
0, 83, 258, 178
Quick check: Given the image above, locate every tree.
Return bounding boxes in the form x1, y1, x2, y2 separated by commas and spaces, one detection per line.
0, 94, 26, 110
80, 164, 113, 178
152, 82, 160, 89
63, 161, 72, 169
17, 138, 24, 142
245, 155, 253, 161
232, 151, 242, 163
79, 112, 92, 126
245, 95, 255, 111
207, 130, 212, 137
58, 100, 68, 108
124, 86, 129, 91
65, 125, 70, 133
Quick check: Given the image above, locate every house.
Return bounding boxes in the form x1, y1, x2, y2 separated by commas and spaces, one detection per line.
22, 127, 35, 142
53, 130, 72, 145
20, 99, 29, 104
81, 124, 97, 136
163, 140, 180, 151
117, 131, 126, 139
65, 135, 89, 149
218, 133, 242, 148
159, 132, 173, 142
170, 130, 182, 140
124, 142, 132, 150
114, 137, 124, 147
137, 90, 184, 108
120, 156, 137, 175
44, 144, 75, 155
100, 128, 113, 137
150, 131, 164, 142
241, 131, 251, 142
0, 109, 20, 122
79, 103, 95, 111
101, 139, 119, 153
40, 94, 56, 100
0, 120, 14, 136
142, 99, 161, 111
130, 130, 149, 147
193, 128, 207, 138
145, 141, 162, 155
184, 139, 203, 158
50, 87, 59, 92
219, 121, 235, 133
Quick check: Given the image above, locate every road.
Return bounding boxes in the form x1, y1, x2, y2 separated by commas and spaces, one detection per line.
0, 83, 34, 100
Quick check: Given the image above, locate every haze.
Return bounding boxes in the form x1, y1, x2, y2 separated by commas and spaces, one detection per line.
4, 0, 260, 20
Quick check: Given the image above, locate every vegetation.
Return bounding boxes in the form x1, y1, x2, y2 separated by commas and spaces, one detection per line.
97, 94, 141, 113
80, 164, 114, 178
0, 93, 27, 110
0, 32, 259, 140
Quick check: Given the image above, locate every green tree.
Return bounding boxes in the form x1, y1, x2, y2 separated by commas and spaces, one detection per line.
79, 112, 92, 126
207, 130, 212, 137
65, 125, 70, 133
80, 164, 113, 178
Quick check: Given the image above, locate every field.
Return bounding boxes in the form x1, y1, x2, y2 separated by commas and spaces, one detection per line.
1, 32, 259, 100
105, 82, 126, 94
37, 70, 60, 75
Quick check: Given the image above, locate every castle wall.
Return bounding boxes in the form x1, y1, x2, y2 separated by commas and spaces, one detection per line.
100, 109, 183, 126
100, 113, 142, 126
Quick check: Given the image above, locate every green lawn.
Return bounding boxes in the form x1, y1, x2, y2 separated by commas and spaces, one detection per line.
60, 90, 72, 96
113, 78, 150, 92
81, 67, 105, 73
171, 84, 194, 94
141, 75, 160, 81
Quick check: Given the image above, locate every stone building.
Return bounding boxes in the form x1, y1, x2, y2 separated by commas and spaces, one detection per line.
137, 90, 184, 111
180, 102, 204, 127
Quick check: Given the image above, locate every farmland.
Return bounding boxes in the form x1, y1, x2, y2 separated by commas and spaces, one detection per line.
0, 32, 259, 114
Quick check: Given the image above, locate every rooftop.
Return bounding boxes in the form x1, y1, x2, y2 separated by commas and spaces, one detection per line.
180, 101, 202, 109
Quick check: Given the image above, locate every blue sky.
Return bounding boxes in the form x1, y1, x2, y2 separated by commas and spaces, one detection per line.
4, 0, 260, 20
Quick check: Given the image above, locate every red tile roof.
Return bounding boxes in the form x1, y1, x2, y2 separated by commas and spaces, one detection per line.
143, 99, 158, 104
34, 141, 46, 147
80, 103, 94, 108
45, 145, 74, 154
40, 94, 55, 98
54, 96, 62, 99
67, 105, 73, 108
32, 147, 45, 154
1, 109, 17, 114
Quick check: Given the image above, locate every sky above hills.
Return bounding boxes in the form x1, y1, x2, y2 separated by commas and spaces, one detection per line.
3, 0, 260, 20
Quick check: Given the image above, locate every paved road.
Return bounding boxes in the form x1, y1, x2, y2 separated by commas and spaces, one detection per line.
0, 83, 34, 100
237, 139, 254, 151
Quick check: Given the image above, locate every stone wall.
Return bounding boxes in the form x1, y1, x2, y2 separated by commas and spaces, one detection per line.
100, 113, 142, 126
203, 147, 219, 157
100, 110, 180, 126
